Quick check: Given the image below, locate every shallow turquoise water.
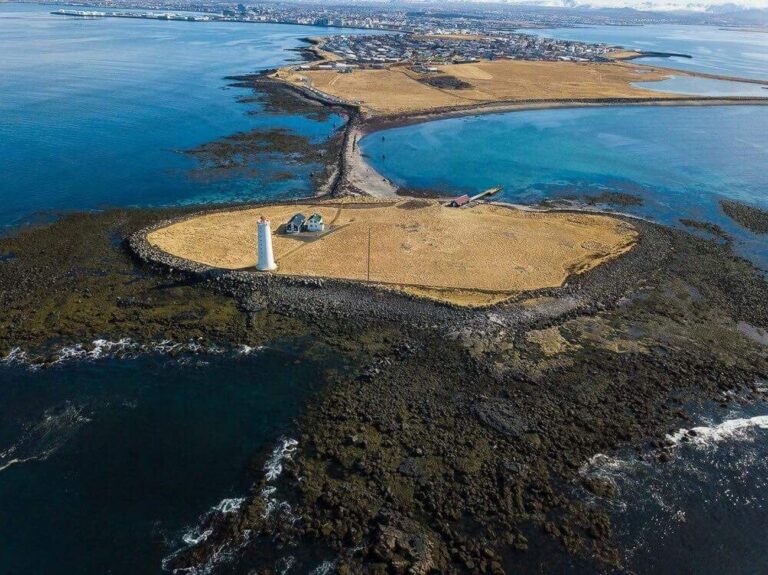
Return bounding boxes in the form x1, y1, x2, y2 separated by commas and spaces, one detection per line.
528, 24, 768, 81
635, 76, 768, 97
362, 105, 768, 268
0, 4, 371, 228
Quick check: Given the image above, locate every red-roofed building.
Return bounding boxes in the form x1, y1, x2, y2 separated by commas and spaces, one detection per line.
449, 194, 470, 208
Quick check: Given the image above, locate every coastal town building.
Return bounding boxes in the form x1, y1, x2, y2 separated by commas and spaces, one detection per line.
317, 33, 614, 67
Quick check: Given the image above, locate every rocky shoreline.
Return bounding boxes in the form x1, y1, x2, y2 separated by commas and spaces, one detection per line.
159, 213, 768, 574
3, 51, 768, 575
4, 184, 768, 575
138, 66, 768, 574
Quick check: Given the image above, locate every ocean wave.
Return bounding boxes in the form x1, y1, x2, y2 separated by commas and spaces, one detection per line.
1, 338, 252, 369
212, 497, 245, 514
0, 347, 30, 366
182, 528, 213, 546
310, 560, 337, 575
260, 439, 300, 523
237, 344, 267, 355
666, 414, 768, 447
264, 437, 299, 482
56, 338, 139, 362
579, 409, 768, 567
162, 437, 300, 573
163, 530, 253, 575
275, 554, 296, 575
0, 404, 90, 473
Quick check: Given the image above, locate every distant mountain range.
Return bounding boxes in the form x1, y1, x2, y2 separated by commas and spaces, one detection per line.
393, 0, 768, 25
444, 0, 768, 9
548, 0, 767, 12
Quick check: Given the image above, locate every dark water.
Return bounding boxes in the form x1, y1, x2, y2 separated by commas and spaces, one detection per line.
580, 400, 768, 574
0, 344, 350, 574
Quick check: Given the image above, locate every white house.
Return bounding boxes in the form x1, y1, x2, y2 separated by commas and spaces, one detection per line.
305, 213, 325, 232
285, 213, 306, 234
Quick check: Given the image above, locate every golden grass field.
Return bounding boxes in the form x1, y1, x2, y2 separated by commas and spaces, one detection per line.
278, 59, 675, 115
147, 200, 637, 306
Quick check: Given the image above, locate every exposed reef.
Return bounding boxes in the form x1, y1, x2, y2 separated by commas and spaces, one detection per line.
156, 213, 768, 574
680, 218, 733, 245
721, 199, 768, 235
185, 127, 324, 175
539, 191, 645, 209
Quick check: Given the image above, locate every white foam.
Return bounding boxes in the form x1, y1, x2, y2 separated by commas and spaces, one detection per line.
276, 554, 296, 575
1, 347, 28, 365
3, 338, 242, 369
264, 437, 299, 482
310, 560, 337, 575
0, 405, 90, 474
666, 415, 768, 447
580, 453, 637, 476
213, 498, 244, 514
182, 528, 213, 546
162, 437, 300, 573
237, 345, 266, 355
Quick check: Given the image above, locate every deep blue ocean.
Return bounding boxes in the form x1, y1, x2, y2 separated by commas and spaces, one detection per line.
2, 6, 768, 574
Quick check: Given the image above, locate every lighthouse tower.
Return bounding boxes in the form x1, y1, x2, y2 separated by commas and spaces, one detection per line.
256, 216, 277, 271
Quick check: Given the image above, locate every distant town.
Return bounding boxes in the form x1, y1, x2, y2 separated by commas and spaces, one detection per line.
53, 2, 625, 66
317, 33, 615, 66
47, 0, 766, 33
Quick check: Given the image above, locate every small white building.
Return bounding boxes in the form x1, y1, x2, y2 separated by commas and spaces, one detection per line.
305, 213, 325, 232
285, 213, 306, 234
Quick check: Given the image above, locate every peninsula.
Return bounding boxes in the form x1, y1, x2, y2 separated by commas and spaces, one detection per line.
3, 11, 768, 575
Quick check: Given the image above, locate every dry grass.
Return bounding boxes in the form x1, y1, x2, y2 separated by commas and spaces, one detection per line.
148, 200, 637, 306
608, 50, 644, 60
281, 60, 675, 115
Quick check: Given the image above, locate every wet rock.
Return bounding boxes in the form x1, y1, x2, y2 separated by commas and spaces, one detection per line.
474, 399, 527, 438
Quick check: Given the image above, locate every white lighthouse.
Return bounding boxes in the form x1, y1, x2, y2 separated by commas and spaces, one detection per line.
256, 216, 277, 271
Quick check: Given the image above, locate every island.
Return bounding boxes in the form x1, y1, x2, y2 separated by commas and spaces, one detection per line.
3, 19, 768, 575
